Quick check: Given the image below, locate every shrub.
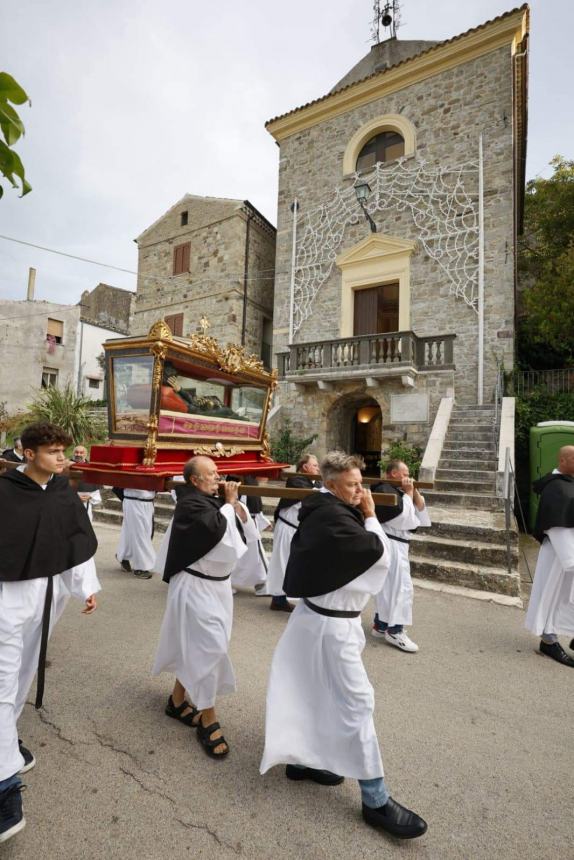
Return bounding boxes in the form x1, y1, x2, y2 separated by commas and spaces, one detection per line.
270, 419, 318, 465
379, 441, 422, 479
28, 383, 101, 444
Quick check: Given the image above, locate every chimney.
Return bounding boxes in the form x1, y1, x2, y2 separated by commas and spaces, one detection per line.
27, 267, 36, 301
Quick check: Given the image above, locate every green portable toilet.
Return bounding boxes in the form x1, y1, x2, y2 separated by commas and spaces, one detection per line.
529, 421, 574, 529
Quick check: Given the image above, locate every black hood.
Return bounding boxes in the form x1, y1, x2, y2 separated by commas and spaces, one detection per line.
532, 472, 574, 543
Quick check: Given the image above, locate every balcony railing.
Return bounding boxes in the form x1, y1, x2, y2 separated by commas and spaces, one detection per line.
277, 331, 455, 378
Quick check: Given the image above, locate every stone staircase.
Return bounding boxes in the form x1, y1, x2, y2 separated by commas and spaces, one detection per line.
410, 405, 521, 598
93, 407, 520, 600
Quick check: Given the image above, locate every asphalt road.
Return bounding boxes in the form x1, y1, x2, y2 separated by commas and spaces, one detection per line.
4, 523, 573, 860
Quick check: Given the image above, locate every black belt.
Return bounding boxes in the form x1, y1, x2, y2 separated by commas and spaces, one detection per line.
124, 496, 155, 502
303, 598, 361, 618
184, 567, 230, 582
35, 576, 54, 709
276, 513, 298, 529
386, 533, 410, 545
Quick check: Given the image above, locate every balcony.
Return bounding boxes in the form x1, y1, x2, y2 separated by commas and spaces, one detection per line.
277, 331, 455, 385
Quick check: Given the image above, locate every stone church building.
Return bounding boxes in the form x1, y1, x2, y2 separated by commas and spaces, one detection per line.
268, 5, 529, 466
132, 195, 276, 367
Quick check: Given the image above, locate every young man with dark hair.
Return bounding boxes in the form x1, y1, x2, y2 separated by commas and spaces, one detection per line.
0, 422, 100, 844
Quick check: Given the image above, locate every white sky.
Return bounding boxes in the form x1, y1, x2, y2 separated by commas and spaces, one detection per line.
0, 1, 571, 305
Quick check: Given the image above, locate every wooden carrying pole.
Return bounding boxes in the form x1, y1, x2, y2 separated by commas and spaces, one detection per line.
165, 480, 398, 506
282, 471, 434, 490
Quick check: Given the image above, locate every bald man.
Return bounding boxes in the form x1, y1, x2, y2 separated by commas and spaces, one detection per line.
525, 445, 574, 667
152, 456, 258, 757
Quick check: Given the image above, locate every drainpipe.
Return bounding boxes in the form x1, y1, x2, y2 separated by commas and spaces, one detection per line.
477, 133, 484, 406
76, 317, 84, 396
241, 203, 254, 346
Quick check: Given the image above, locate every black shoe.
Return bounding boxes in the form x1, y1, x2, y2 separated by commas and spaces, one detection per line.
270, 596, 294, 613
539, 640, 574, 666
133, 569, 152, 579
285, 765, 344, 786
120, 559, 132, 573
570, 639, 574, 651
18, 740, 35, 774
362, 797, 428, 839
0, 783, 25, 844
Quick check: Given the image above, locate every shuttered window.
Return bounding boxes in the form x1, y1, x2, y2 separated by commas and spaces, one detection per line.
41, 367, 58, 388
173, 242, 191, 275
356, 132, 405, 172
353, 283, 399, 336
165, 313, 184, 337
47, 318, 64, 343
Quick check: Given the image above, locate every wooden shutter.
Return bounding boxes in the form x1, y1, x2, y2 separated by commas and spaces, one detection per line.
353, 287, 379, 335
47, 319, 64, 338
377, 283, 399, 333
173, 242, 191, 275
165, 313, 183, 336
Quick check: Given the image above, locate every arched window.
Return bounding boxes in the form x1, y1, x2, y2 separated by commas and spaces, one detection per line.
356, 131, 405, 172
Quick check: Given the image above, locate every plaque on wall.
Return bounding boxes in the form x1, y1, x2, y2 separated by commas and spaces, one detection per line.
390, 393, 429, 424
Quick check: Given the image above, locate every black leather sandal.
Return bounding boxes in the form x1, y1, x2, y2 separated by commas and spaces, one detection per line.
165, 695, 200, 727
196, 720, 229, 758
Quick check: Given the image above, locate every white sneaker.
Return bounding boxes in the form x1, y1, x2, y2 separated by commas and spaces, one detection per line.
384, 631, 419, 653
371, 626, 386, 639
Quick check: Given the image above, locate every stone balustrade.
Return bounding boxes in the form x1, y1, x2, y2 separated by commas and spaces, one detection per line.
277, 331, 455, 378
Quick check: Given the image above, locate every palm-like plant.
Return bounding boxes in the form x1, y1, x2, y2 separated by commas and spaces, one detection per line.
28, 383, 101, 443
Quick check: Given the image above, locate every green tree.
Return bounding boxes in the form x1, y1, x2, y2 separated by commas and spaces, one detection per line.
270, 419, 318, 465
28, 384, 103, 443
518, 156, 574, 368
0, 72, 32, 198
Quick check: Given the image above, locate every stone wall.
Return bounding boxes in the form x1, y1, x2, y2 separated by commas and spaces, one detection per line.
132, 198, 275, 359
80, 283, 134, 334
273, 44, 516, 412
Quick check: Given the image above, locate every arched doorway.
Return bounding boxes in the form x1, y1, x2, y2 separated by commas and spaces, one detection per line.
326, 393, 382, 475
352, 401, 382, 475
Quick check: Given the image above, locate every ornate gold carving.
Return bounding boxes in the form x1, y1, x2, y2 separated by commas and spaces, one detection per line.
148, 320, 173, 341
151, 343, 168, 388
191, 442, 245, 458
143, 415, 159, 466
198, 314, 211, 335
261, 431, 272, 461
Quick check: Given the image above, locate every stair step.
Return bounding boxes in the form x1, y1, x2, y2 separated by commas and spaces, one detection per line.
425, 508, 518, 545
440, 458, 498, 471
423, 490, 503, 512
435, 468, 494, 482
449, 418, 494, 426
435, 478, 496, 493
446, 432, 495, 443
410, 555, 520, 597
442, 442, 496, 453
410, 533, 517, 567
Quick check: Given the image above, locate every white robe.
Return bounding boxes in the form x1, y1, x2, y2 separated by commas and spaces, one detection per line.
79, 488, 102, 523
0, 558, 101, 781
525, 526, 574, 637
152, 502, 257, 710
266, 503, 300, 597
231, 501, 271, 590
375, 495, 431, 627
260, 516, 391, 781
116, 489, 156, 572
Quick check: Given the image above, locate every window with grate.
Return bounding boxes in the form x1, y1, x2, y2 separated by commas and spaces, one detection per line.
180, 211, 188, 226
88, 378, 100, 389
173, 242, 191, 275
356, 132, 405, 172
165, 313, 184, 337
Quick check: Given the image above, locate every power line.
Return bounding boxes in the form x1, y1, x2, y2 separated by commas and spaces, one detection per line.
0, 234, 137, 274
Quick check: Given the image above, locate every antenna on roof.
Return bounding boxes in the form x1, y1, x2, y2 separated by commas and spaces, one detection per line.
371, 0, 401, 43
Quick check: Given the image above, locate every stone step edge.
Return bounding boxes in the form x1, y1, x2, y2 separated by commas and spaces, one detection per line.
412, 577, 523, 608
411, 533, 517, 553
410, 553, 517, 575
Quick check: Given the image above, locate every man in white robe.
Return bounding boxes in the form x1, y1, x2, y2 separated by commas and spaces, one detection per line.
525, 446, 574, 667
266, 453, 320, 612
371, 460, 431, 653
0, 422, 100, 844
261, 451, 428, 840
230, 476, 271, 594
71, 445, 101, 523
152, 456, 258, 758
116, 488, 156, 579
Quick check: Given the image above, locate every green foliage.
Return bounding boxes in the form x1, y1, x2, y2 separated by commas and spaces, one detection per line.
28, 384, 103, 443
270, 419, 318, 465
379, 441, 422, 479
518, 156, 574, 368
515, 391, 574, 451
0, 72, 32, 198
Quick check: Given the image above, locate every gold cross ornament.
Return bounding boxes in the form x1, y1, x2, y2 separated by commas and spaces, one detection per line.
198, 315, 211, 335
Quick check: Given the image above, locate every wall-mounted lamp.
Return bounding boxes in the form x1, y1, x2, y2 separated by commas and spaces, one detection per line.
357, 405, 380, 424
354, 181, 377, 233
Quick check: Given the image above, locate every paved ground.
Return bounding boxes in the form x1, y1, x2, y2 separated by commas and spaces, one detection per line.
4, 523, 573, 860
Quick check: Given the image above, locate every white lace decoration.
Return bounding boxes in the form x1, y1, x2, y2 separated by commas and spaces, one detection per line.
292, 157, 480, 335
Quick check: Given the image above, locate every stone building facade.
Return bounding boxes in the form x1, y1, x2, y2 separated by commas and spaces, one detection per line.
79, 282, 134, 334
266, 6, 529, 464
132, 195, 276, 365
